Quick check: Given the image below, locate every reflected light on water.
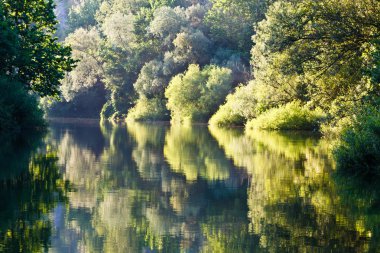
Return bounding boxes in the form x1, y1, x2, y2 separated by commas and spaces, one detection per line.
0, 120, 379, 252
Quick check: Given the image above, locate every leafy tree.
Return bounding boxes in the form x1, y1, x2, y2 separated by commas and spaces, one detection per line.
148, 6, 187, 46
209, 84, 257, 127
0, 0, 75, 130
172, 28, 212, 65
62, 27, 104, 100
102, 12, 136, 49
94, 0, 184, 120
0, 6, 18, 73
213, 0, 380, 130
67, 0, 102, 32
134, 60, 167, 98
251, 0, 380, 114
165, 64, 232, 122
0, 77, 45, 132
334, 104, 380, 178
206, 0, 273, 57
1, 0, 75, 97
126, 97, 170, 121
246, 101, 325, 131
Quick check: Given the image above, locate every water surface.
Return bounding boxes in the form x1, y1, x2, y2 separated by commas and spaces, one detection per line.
0, 120, 379, 252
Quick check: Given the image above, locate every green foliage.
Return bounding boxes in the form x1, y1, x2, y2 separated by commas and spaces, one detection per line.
0, 77, 45, 132
168, 28, 213, 68
246, 101, 325, 131
334, 105, 380, 178
134, 60, 167, 98
0, 0, 76, 131
148, 6, 187, 41
0, 7, 18, 72
205, 0, 273, 57
1, 0, 75, 97
209, 104, 245, 127
249, 0, 373, 111
165, 64, 232, 123
50, 0, 255, 120
62, 27, 104, 101
126, 97, 170, 121
209, 84, 256, 127
211, 0, 380, 129
67, 0, 102, 33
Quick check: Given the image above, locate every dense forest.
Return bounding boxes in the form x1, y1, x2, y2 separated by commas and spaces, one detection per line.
1, 0, 380, 176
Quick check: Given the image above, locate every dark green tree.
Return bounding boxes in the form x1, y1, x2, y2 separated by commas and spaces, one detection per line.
1, 0, 75, 97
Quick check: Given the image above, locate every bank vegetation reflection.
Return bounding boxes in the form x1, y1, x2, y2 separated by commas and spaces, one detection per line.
2, 122, 379, 252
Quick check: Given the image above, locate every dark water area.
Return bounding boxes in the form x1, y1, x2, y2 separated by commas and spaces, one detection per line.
0, 119, 380, 252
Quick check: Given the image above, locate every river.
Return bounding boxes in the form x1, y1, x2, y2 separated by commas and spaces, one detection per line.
0, 119, 379, 252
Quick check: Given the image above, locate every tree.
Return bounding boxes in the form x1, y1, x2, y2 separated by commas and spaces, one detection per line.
148, 6, 187, 47
1, 0, 75, 97
251, 0, 380, 114
62, 27, 104, 101
165, 64, 232, 122
0, 77, 45, 132
67, 0, 102, 33
134, 60, 167, 98
206, 0, 273, 58
102, 12, 136, 49
212, 0, 380, 128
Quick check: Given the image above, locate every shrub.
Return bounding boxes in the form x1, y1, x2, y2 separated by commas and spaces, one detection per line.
0, 76, 45, 132
126, 97, 170, 122
320, 116, 353, 139
246, 101, 325, 130
334, 106, 380, 178
209, 103, 246, 127
209, 84, 257, 127
165, 64, 232, 123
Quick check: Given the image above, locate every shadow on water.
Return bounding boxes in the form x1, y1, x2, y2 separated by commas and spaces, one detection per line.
1, 121, 380, 252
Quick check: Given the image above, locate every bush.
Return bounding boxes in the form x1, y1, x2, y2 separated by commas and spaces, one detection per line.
320, 117, 353, 139
246, 101, 325, 130
334, 106, 380, 177
126, 97, 170, 122
209, 103, 246, 127
165, 64, 233, 123
0, 76, 45, 132
209, 84, 256, 127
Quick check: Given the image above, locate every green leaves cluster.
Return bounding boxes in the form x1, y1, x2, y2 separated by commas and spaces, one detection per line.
51, 0, 270, 121
334, 105, 380, 178
165, 64, 232, 123
246, 101, 325, 131
0, 0, 75, 130
0, 77, 45, 132
1, 0, 75, 97
213, 0, 380, 131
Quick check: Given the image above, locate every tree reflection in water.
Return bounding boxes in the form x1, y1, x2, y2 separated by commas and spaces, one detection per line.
1, 121, 380, 252
211, 126, 380, 252
0, 132, 68, 253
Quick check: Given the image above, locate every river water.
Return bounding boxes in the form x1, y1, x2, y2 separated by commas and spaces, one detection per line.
0, 119, 379, 252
